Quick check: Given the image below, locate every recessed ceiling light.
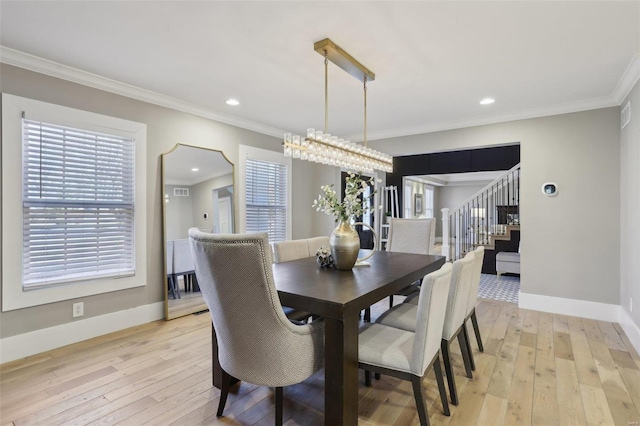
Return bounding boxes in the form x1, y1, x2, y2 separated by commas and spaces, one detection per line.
191, 168, 199, 172
480, 98, 495, 105
226, 99, 240, 106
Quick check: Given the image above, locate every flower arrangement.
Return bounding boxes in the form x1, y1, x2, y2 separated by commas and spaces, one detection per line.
312, 173, 378, 222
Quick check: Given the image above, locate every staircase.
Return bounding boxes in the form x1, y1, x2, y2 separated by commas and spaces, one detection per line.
441, 164, 521, 261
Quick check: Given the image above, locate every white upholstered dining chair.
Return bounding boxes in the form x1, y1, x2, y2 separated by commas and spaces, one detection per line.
272, 237, 330, 322
188, 230, 325, 425
377, 252, 476, 406
386, 218, 437, 307
464, 246, 485, 371
358, 262, 453, 426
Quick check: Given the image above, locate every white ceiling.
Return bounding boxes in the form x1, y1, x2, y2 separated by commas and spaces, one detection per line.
1, 1, 639, 142
164, 145, 233, 186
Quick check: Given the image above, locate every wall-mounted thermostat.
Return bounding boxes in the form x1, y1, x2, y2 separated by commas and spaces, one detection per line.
541, 182, 558, 197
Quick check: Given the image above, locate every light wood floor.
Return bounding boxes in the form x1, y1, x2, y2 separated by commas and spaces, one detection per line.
1, 298, 639, 425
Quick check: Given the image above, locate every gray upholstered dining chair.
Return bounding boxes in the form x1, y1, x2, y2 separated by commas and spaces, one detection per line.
358, 262, 453, 426
386, 218, 436, 307
464, 246, 485, 370
377, 252, 476, 406
188, 230, 325, 425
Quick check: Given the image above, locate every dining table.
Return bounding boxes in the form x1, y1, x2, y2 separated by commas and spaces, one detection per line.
211, 250, 446, 426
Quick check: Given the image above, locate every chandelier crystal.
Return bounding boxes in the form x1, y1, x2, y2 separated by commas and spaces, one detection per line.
283, 39, 393, 174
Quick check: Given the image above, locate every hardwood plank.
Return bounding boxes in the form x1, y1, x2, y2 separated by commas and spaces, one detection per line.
597, 321, 628, 352
477, 393, 508, 426
553, 332, 574, 361
532, 356, 559, 426
616, 325, 640, 370
594, 355, 640, 425
579, 384, 615, 426
504, 344, 535, 425
618, 368, 640, 417
90, 396, 158, 425
536, 312, 555, 361
555, 358, 587, 426
609, 348, 640, 371
567, 317, 602, 388
487, 308, 525, 399
441, 352, 495, 426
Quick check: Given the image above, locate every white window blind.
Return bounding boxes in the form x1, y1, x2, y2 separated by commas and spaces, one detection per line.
245, 158, 287, 243
22, 118, 136, 289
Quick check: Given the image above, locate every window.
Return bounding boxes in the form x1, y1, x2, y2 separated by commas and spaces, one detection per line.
2, 94, 147, 311
424, 185, 435, 218
22, 119, 135, 288
239, 145, 291, 243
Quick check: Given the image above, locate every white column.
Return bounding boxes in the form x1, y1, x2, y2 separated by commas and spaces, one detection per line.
441, 208, 450, 261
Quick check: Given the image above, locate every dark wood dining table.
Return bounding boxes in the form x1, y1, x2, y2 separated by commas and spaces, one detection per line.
212, 250, 446, 426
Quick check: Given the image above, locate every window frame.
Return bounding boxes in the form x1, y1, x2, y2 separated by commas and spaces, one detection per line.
238, 145, 291, 242
2, 94, 147, 312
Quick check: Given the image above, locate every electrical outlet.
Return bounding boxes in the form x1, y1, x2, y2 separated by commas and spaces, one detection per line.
73, 302, 84, 318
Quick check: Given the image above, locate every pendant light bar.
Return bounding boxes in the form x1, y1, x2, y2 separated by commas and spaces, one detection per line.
283, 38, 392, 173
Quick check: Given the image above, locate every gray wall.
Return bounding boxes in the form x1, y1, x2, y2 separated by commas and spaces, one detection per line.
369, 108, 621, 305
0, 64, 298, 338
190, 174, 233, 232
164, 184, 195, 240
434, 184, 486, 237
620, 78, 640, 330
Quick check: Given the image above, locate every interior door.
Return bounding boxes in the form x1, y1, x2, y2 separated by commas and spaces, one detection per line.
218, 197, 232, 233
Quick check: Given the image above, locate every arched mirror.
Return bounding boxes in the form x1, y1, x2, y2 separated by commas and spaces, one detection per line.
162, 144, 234, 319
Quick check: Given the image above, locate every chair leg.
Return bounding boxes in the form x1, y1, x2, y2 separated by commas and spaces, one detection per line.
411, 375, 430, 426
497, 271, 502, 280
441, 339, 458, 406
433, 353, 450, 416
471, 310, 484, 352
365, 370, 371, 387
217, 369, 231, 416
275, 387, 283, 426
389, 295, 394, 309
364, 307, 371, 323
462, 321, 476, 371
457, 330, 473, 379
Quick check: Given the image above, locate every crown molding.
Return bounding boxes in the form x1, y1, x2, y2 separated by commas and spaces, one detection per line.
0, 46, 286, 139
613, 54, 640, 104
1, 46, 632, 144
355, 95, 619, 142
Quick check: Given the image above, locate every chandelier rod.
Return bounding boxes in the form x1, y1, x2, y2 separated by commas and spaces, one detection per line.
363, 76, 367, 148
324, 50, 329, 134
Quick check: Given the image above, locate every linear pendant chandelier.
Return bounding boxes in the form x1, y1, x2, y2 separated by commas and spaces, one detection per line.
283, 39, 393, 173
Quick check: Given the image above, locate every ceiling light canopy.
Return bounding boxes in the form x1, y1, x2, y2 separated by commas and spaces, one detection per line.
480, 97, 495, 105
191, 167, 199, 172
225, 99, 240, 106
283, 39, 393, 173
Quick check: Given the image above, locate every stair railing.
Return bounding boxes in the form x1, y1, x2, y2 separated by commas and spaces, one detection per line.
442, 164, 520, 261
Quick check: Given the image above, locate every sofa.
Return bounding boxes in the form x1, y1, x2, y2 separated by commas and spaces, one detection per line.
496, 246, 520, 278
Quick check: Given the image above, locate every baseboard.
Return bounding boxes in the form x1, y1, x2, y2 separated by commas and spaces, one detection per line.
619, 308, 640, 356
519, 292, 620, 323
0, 302, 164, 364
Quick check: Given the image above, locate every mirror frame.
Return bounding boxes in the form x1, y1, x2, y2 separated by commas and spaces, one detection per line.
161, 143, 235, 320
